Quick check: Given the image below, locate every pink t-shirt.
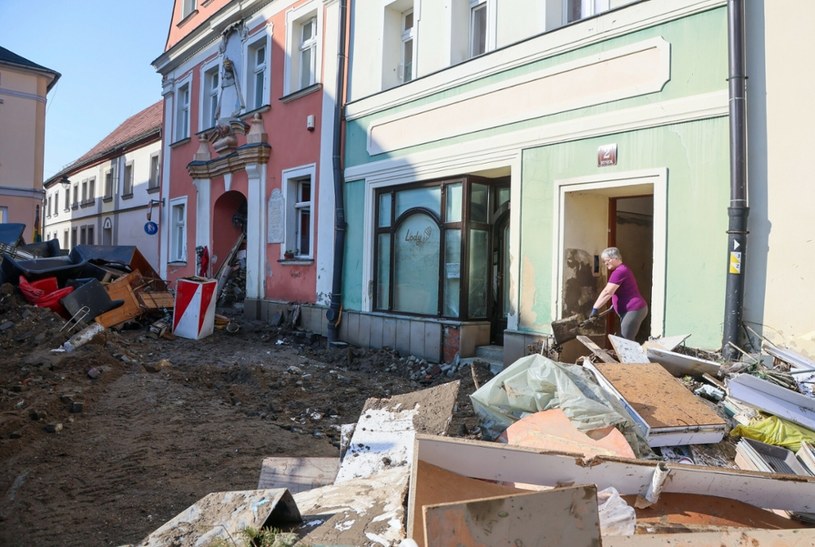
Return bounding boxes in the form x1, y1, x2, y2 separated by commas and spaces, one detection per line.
608, 263, 647, 314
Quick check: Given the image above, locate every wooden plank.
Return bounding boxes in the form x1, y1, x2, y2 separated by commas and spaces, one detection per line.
408, 460, 527, 547
95, 272, 143, 328
645, 347, 721, 378
140, 489, 300, 547
605, 529, 815, 547
588, 362, 726, 447
423, 486, 600, 547
257, 457, 338, 494
608, 334, 649, 363
576, 335, 617, 363
414, 434, 815, 513
136, 291, 174, 309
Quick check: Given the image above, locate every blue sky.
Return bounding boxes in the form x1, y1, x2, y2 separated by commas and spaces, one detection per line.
0, 0, 172, 179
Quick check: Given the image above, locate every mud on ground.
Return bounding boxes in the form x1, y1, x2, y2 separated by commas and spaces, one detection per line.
0, 283, 489, 546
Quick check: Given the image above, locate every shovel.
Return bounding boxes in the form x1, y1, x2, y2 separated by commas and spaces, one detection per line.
550, 307, 612, 346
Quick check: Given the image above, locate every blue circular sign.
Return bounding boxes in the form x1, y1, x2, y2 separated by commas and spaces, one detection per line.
144, 221, 159, 235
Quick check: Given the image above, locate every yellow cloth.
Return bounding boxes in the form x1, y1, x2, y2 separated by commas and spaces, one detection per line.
730, 415, 815, 452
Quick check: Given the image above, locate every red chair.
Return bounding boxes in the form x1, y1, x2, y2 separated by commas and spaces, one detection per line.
18, 276, 74, 317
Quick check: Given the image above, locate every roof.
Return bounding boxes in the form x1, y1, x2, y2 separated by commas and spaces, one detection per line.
0, 46, 61, 90
49, 100, 163, 184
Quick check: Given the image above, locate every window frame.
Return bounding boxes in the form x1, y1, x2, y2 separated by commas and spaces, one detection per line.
373, 176, 499, 320
245, 33, 269, 111
72, 183, 79, 209
201, 61, 220, 130
565, 0, 611, 24
282, 164, 316, 260
469, 0, 487, 58
122, 160, 134, 198
400, 9, 415, 83
174, 77, 192, 142
169, 197, 188, 263
148, 153, 161, 192
103, 168, 114, 200
285, 5, 321, 95
182, 0, 197, 18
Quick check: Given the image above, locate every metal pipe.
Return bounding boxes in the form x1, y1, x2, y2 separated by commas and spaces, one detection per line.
326, 0, 349, 344
722, 0, 749, 359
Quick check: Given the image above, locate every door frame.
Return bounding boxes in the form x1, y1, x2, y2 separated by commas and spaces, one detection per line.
553, 168, 667, 339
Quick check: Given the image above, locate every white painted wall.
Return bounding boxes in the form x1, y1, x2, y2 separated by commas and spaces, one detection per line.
745, 1, 815, 357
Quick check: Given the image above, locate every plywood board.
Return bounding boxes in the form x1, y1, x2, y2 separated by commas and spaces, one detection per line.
137, 291, 174, 309
608, 334, 649, 363
589, 362, 726, 446
423, 486, 600, 547
646, 347, 721, 377
408, 460, 527, 547
257, 457, 338, 494
139, 489, 299, 547
641, 334, 690, 352
414, 434, 815, 513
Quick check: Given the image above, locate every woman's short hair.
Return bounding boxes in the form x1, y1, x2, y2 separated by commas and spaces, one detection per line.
601, 247, 622, 261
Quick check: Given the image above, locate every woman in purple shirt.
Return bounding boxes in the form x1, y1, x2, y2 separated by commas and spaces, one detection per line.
590, 247, 648, 340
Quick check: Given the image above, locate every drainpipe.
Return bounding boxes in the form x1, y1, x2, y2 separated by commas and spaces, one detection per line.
722, 0, 749, 359
326, 0, 349, 344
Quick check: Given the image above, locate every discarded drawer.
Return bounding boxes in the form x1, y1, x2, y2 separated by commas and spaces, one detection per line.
585, 362, 727, 447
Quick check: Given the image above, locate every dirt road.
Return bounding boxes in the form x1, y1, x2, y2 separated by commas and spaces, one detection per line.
0, 286, 484, 546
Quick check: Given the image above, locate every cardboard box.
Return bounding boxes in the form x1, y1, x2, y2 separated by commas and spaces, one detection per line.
172, 276, 217, 340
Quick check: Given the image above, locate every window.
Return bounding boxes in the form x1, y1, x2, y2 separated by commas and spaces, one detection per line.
80, 226, 87, 245
298, 16, 318, 90
148, 154, 160, 191
53, 191, 58, 217
469, 0, 486, 58
0, 206, 7, 223
175, 81, 191, 141
123, 161, 134, 197
247, 38, 268, 110
72, 184, 78, 208
70, 227, 77, 249
64, 187, 70, 211
87, 225, 94, 245
283, 166, 315, 258
202, 64, 219, 128
566, 0, 610, 23
182, 0, 196, 18
169, 198, 187, 262
374, 178, 495, 319
63, 230, 68, 249
104, 169, 113, 199
81, 180, 88, 203
401, 10, 415, 83
46, 196, 51, 217
88, 178, 96, 203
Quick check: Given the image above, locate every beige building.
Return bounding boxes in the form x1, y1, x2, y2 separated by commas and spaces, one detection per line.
0, 46, 60, 242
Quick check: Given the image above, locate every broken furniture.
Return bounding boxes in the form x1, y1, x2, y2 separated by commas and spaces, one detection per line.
584, 361, 727, 447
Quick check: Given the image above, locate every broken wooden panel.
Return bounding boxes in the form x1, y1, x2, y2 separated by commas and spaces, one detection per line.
586, 361, 727, 446
335, 380, 459, 483
95, 271, 143, 328
577, 335, 618, 363
137, 290, 174, 309
257, 457, 338, 494
408, 460, 528, 547
138, 489, 300, 547
727, 373, 815, 431
294, 467, 409, 547
423, 486, 601, 547
414, 434, 815, 514
645, 346, 721, 377
608, 335, 649, 363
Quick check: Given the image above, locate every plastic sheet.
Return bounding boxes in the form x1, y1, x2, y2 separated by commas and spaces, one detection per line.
730, 414, 815, 452
470, 354, 633, 440
597, 486, 636, 536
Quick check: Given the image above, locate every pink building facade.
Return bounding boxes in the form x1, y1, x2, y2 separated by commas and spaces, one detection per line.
153, 0, 345, 331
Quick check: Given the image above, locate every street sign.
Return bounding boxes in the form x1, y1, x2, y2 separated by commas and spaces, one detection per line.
144, 221, 158, 235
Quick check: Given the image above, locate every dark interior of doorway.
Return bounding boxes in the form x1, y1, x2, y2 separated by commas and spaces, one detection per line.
607, 195, 653, 343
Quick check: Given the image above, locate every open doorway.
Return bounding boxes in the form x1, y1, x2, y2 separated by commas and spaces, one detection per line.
557, 171, 666, 344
